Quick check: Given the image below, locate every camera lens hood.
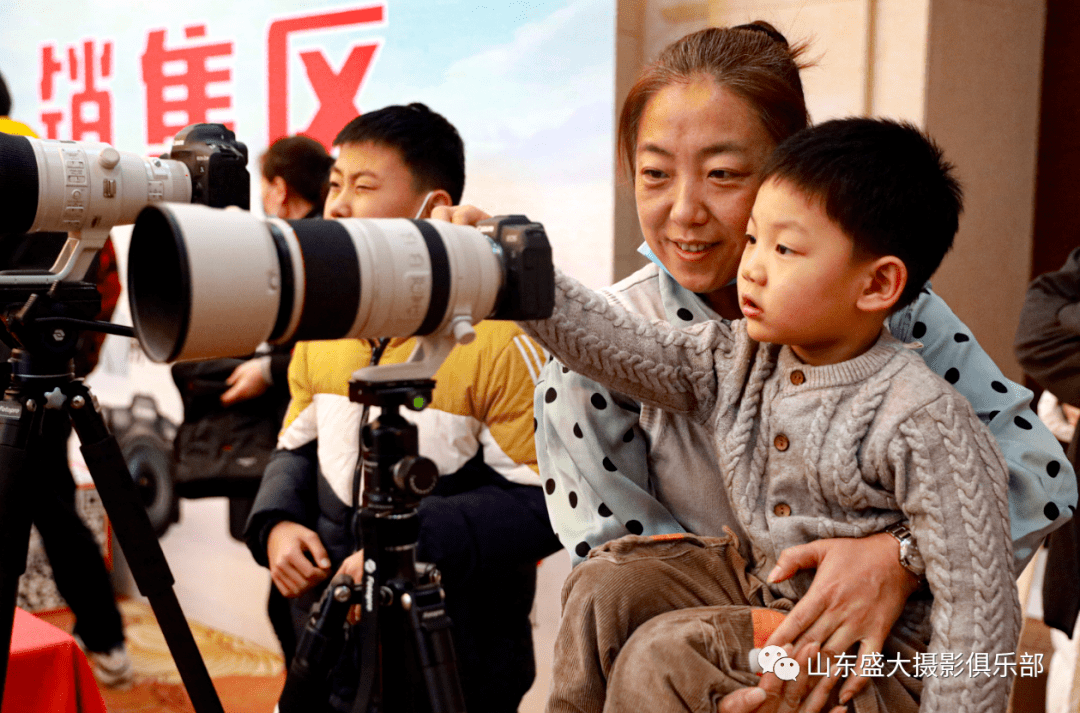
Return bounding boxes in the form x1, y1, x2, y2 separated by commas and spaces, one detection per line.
0, 133, 39, 235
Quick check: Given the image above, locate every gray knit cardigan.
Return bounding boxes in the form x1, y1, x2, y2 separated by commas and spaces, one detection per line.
521, 271, 1021, 713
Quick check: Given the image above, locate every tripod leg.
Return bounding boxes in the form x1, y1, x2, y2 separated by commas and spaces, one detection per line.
0, 442, 32, 704
405, 581, 466, 713
68, 386, 224, 713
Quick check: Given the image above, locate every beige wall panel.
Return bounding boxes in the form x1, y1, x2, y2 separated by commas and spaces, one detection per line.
614, 3, 649, 281
707, 0, 871, 122
871, 0, 931, 122
925, 0, 1045, 381
643, 1, 710, 61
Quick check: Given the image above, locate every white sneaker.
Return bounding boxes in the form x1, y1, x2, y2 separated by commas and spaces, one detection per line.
86, 644, 136, 688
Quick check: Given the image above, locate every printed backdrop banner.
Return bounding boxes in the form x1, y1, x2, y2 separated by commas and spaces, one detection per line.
0, 0, 615, 281
0, 0, 616, 431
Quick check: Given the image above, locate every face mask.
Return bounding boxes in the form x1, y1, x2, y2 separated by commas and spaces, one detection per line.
414, 191, 436, 220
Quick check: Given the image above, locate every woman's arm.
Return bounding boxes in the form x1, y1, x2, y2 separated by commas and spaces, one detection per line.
889, 284, 1077, 569
535, 360, 688, 564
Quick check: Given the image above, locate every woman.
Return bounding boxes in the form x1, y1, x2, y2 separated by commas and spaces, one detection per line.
437, 23, 1075, 713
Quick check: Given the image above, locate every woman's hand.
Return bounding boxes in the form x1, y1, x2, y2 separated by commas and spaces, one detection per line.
430, 204, 492, 226
718, 644, 844, 713
764, 533, 920, 705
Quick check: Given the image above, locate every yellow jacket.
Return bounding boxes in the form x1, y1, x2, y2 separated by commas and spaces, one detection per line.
277, 321, 547, 507
0, 117, 38, 137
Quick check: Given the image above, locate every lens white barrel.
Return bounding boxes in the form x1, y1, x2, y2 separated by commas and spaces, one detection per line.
340, 218, 502, 339
128, 205, 506, 363
129, 203, 285, 362
27, 138, 191, 234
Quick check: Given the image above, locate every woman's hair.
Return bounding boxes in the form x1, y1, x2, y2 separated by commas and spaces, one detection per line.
617, 22, 812, 177
260, 135, 335, 210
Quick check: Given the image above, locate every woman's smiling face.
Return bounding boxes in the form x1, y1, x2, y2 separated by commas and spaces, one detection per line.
634, 75, 776, 311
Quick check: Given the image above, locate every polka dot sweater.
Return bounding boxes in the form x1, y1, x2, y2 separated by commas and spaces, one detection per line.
535, 263, 1075, 569
523, 269, 1022, 713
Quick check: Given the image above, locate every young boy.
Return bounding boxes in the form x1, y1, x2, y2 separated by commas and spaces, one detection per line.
245, 104, 560, 713
521, 118, 1019, 712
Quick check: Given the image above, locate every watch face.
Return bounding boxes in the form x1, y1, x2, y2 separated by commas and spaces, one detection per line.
898, 539, 926, 576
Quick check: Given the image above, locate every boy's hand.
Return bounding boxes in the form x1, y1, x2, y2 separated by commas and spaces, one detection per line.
221, 358, 271, 406
267, 521, 332, 598
764, 533, 919, 705
718, 644, 844, 713
336, 550, 366, 625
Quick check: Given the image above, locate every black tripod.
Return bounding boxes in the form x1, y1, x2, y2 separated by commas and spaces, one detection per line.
0, 281, 224, 713
278, 377, 466, 713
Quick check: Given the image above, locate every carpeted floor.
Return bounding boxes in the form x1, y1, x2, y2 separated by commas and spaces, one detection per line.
36, 599, 285, 713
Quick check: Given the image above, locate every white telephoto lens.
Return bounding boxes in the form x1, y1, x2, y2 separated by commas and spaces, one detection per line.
27, 138, 191, 235
339, 218, 502, 340
128, 204, 506, 363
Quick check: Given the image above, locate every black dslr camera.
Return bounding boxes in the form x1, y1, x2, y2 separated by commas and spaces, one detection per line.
167, 123, 250, 210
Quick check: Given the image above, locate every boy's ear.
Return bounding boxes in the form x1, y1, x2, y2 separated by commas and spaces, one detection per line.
856, 255, 907, 313
418, 190, 453, 219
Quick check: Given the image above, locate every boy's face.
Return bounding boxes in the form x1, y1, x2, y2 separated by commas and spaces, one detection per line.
739, 178, 874, 363
324, 141, 431, 220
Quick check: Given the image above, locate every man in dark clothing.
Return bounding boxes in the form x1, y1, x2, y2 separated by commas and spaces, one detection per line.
1016, 246, 1080, 637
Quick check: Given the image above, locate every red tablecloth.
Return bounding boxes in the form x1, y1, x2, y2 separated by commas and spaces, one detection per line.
2, 608, 106, 713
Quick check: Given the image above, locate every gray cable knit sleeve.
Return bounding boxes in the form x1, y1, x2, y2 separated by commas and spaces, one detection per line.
889, 393, 1020, 713
519, 269, 738, 423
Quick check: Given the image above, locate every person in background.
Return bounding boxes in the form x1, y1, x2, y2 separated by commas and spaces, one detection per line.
245, 103, 561, 713
1, 69, 134, 688
1015, 247, 1080, 713
259, 134, 335, 221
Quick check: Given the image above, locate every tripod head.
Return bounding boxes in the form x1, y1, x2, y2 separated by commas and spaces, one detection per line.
0, 280, 133, 384
349, 378, 439, 513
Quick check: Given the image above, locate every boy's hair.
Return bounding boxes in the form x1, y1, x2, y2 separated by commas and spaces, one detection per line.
762, 118, 963, 309
261, 135, 334, 211
0, 71, 12, 116
333, 103, 465, 205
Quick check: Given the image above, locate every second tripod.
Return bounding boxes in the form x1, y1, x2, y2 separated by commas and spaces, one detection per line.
278, 378, 466, 713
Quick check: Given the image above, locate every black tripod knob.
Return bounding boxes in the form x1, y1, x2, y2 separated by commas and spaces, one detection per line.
392, 455, 438, 497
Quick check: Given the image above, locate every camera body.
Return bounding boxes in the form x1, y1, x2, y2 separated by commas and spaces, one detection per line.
478, 215, 553, 322
167, 124, 249, 210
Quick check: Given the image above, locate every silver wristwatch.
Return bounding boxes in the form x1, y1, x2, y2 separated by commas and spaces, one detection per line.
884, 522, 926, 580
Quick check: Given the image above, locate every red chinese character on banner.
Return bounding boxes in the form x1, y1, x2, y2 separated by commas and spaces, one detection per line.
38, 39, 114, 142
141, 24, 234, 146
267, 4, 385, 149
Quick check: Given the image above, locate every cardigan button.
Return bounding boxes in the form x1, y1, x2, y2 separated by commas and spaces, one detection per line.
790, 370, 805, 386
774, 434, 790, 451
773, 503, 792, 517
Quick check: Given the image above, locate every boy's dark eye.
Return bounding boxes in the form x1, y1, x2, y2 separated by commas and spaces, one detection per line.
745, 234, 756, 244
776, 244, 791, 255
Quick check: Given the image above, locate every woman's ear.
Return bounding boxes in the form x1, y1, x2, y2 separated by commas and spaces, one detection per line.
856, 256, 907, 313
